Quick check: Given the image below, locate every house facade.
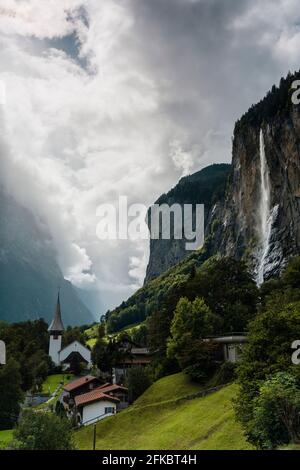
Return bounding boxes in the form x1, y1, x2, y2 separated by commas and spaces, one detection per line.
62, 375, 129, 425
208, 334, 247, 363
96, 383, 129, 411
112, 339, 152, 384
75, 389, 119, 425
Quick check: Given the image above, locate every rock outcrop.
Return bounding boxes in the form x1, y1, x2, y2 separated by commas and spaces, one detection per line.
210, 72, 300, 282
144, 164, 231, 282
146, 71, 300, 284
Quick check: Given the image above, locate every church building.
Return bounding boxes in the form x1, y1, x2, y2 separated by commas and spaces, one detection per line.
48, 294, 92, 370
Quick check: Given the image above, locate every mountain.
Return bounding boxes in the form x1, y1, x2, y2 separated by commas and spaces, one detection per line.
145, 164, 231, 282
147, 70, 300, 285
209, 71, 300, 283
105, 70, 300, 332
0, 191, 94, 326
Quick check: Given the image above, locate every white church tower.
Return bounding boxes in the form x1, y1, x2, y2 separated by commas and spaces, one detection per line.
48, 293, 64, 366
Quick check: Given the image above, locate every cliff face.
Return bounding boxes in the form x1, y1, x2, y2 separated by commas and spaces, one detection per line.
145, 72, 300, 285
210, 77, 300, 282
144, 164, 231, 282
0, 191, 94, 325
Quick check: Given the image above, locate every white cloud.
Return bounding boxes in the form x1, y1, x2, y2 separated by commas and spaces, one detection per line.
170, 140, 194, 177
1, 0, 300, 313
0, 0, 85, 39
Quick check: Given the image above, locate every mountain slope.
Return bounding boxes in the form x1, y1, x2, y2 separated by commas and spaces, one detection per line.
0, 191, 94, 326
145, 164, 231, 282
75, 373, 252, 450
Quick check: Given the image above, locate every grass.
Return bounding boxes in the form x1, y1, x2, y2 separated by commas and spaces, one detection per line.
134, 372, 204, 406
0, 429, 13, 448
41, 374, 72, 395
33, 374, 73, 410
86, 338, 97, 349
280, 444, 300, 450
75, 373, 253, 450
84, 322, 144, 350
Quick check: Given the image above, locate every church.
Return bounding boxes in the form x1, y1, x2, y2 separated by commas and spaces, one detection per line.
48, 294, 92, 370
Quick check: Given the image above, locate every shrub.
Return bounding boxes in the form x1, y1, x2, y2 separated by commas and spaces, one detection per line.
249, 373, 300, 449
126, 366, 152, 403
12, 410, 75, 450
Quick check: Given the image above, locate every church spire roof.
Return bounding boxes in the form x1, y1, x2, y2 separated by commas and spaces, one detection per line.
48, 293, 64, 333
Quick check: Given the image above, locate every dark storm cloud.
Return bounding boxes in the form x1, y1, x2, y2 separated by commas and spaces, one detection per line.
128, 0, 292, 166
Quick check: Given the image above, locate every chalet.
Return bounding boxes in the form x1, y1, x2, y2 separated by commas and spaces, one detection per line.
112, 338, 152, 384
62, 375, 103, 402
75, 389, 119, 426
48, 294, 92, 369
96, 383, 129, 410
62, 375, 129, 425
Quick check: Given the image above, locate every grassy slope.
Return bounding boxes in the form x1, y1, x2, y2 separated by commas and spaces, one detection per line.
85, 322, 144, 349
75, 373, 252, 450
33, 374, 73, 410
135, 372, 204, 406
41, 374, 73, 395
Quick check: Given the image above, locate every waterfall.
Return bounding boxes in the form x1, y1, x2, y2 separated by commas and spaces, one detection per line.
256, 129, 276, 285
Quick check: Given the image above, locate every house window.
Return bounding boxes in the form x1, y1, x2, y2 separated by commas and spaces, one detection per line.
105, 407, 115, 414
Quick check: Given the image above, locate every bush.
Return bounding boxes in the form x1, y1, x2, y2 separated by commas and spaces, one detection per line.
235, 300, 300, 441
210, 362, 236, 387
249, 373, 300, 449
12, 410, 75, 450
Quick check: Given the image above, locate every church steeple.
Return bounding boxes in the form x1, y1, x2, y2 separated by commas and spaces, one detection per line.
48, 293, 64, 366
48, 293, 64, 333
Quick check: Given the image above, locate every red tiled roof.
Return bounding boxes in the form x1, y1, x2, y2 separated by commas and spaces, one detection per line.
120, 358, 151, 365
96, 384, 128, 394
97, 382, 110, 389
75, 389, 120, 407
63, 375, 98, 392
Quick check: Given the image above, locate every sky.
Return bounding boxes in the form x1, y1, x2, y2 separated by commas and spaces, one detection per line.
1, 0, 300, 316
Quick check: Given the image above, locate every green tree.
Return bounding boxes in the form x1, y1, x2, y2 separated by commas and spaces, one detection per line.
131, 324, 149, 347
0, 319, 51, 391
12, 410, 74, 450
126, 366, 152, 403
92, 324, 113, 374
55, 400, 66, 419
62, 326, 87, 348
259, 256, 300, 312
92, 326, 129, 376
188, 258, 258, 332
0, 359, 24, 430
250, 373, 300, 449
167, 297, 221, 381
235, 301, 300, 444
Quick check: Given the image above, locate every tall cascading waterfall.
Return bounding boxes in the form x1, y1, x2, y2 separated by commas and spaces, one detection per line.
256, 129, 277, 285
